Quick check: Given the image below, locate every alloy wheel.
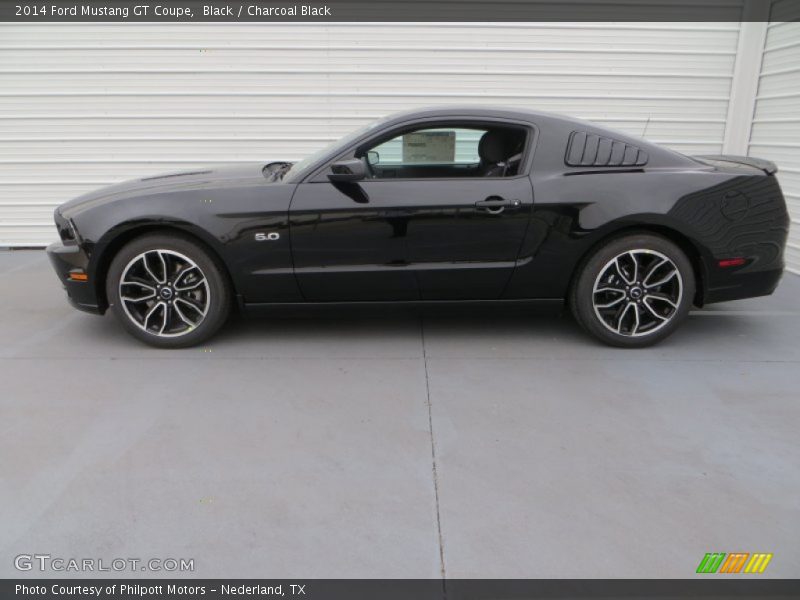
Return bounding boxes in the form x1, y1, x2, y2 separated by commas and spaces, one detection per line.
592, 249, 683, 337
119, 249, 211, 337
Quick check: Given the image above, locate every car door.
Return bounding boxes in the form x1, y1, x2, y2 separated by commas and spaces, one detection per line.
288, 121, 534, 301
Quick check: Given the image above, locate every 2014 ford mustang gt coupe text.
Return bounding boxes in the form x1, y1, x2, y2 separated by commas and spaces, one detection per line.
46, 106, 789, 348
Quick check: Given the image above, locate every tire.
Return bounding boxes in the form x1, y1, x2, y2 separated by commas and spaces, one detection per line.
106, 233, 231, 348
569, 233, 695, 348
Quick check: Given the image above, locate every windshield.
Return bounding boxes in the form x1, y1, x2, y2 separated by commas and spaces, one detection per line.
281, 117, 386, 182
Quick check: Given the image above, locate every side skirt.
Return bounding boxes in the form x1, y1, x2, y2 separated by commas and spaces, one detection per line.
240, 297, 565, 317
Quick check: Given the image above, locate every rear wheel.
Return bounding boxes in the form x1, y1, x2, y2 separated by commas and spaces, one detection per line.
106, 233, 231, 348
570, 233, 695, 348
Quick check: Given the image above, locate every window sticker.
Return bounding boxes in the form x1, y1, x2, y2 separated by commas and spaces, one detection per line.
402, 131, 456, 163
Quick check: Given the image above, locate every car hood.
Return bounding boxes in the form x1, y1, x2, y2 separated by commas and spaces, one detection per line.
58, 162, 277, 218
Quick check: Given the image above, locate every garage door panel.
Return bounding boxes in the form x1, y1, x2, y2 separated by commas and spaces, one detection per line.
760, 39, 800, 73
0, 22, 741, 246
752, 95, 800, 120
0, 72, 733, 97
751, 121, 800, 143
0, 139, 333, 161
763, 21, 800, 47
0, 116, 725, 141
1, 23, 740, 48
0, 48, 738, 74
0, 95, 733, 120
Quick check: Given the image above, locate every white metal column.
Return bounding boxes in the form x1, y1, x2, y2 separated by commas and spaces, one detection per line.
722, 1, 769, 154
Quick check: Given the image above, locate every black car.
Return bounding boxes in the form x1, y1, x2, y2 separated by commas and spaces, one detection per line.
47, 106, 789, 348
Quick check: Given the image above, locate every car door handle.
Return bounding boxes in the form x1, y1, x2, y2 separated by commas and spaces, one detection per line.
475, 196, 519, 214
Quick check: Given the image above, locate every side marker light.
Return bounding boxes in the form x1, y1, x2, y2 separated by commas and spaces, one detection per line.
718, 258, 746, 268
68, 271, 89, 282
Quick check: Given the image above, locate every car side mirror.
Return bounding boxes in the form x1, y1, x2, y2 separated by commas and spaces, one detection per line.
328, 158, 366, 182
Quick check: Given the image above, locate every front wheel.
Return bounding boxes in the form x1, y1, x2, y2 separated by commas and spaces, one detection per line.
106, 233, 231, 348
569, 233, 695, 348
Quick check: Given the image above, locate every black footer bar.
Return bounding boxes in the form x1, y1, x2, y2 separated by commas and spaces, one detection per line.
4, 579, 800, 600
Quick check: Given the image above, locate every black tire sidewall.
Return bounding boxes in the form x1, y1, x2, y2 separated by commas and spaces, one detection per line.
570, 233, 695, 348
106, 233, 230, 348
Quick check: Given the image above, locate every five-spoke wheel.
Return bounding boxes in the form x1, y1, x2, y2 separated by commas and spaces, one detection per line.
571, 233, 694, 347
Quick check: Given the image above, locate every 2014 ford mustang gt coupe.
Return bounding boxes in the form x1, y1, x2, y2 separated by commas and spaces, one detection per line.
47, 106, 789, 348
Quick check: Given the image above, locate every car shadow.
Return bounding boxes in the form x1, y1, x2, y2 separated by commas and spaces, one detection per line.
208, 303, 788, 354
16, 299, 795, 362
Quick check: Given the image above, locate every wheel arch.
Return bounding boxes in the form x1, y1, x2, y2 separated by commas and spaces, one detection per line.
90, 222, 236, 311
568, 223, 708, 307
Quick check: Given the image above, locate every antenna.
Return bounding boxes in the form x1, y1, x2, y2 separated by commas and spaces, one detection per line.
641, 115, 651, 139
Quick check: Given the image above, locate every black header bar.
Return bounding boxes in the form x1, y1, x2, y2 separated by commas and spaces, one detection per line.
1, 0, 794, 22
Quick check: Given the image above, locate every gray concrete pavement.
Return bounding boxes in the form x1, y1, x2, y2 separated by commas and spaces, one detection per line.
1, 249, 798, 578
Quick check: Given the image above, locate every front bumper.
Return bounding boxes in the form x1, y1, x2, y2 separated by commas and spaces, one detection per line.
46, 241, 104, 314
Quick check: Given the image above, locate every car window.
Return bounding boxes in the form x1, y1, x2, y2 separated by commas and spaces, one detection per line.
361, 124, 526, 179
369, 128, 483, 165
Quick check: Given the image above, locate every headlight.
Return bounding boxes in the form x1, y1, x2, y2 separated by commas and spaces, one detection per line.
54, 209, 79, 244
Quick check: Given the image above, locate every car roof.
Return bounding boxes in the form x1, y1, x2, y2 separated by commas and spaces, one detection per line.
378, 105, 682, 161
380, 104, 595, 129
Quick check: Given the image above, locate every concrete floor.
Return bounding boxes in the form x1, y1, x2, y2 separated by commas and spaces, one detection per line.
1, 249, 798, 578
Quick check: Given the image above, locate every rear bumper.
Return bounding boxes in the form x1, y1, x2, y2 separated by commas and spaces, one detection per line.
46, 241, 104, 314
704, 266, 785, 304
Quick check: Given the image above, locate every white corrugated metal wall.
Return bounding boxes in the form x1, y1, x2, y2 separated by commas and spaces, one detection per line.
0, 19, 764, 251
749, 1, 800, 273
